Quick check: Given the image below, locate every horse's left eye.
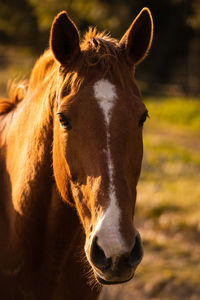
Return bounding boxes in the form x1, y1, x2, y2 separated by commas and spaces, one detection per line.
57, 113, 72, 130
139, 111, 149, 128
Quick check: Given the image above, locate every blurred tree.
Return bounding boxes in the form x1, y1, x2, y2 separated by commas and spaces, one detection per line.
97, 0, 196, 94
0, 0, 199, 95
191, 0, 200, 31
29, 0, 104, 34
28, 0, 107, 50
0, 0, 39, 51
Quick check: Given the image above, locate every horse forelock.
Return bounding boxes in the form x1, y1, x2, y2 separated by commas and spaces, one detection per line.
81, 27, 119, 56
80, 28, 126, 82
58, 29, 130, 99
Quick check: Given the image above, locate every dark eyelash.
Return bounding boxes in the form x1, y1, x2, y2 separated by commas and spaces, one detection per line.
138, 111, 149, 128
57, 113, 72, 130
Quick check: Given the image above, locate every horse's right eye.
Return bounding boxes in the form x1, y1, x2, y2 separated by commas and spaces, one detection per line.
57, 113, 72, 130
138, 111, 149, 128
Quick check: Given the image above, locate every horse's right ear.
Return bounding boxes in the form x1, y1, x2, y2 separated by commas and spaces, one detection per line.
50, 11, 80, 65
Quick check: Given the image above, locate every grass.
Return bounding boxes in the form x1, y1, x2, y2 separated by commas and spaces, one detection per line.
145, 97, 200, 133
133, 97, 200, 299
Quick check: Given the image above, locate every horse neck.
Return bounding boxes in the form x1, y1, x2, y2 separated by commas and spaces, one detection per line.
1, 52, 84, 279
0, 77, 54, 277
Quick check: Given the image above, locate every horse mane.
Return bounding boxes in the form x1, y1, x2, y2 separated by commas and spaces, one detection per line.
58, 28, 126, 98
0, 28, 127, 116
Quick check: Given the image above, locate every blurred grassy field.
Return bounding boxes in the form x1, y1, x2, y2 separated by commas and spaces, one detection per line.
101, 98, 200, 300
1, 49, 200, 299
0, 46, 36, 97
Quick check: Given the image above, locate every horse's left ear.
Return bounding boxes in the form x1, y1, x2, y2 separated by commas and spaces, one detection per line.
50, 11, 80, 65
120, 7, 153, 65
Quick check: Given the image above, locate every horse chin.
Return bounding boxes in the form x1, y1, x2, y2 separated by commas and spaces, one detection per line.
95, 273, 134, 286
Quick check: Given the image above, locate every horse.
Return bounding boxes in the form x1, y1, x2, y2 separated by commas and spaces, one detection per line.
0, 7, 153, 300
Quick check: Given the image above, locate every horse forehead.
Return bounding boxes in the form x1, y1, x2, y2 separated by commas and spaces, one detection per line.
93, 79, 117, 101
93, 79, 117, 121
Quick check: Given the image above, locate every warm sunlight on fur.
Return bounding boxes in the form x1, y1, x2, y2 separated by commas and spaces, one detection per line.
0, 8, 153, 300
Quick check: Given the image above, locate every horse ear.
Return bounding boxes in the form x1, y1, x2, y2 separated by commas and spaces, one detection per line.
50, 11, 80, 65
120, 7, 153, 65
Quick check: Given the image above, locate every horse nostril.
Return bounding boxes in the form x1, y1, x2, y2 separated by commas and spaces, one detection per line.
90, 236, 111, 271
129, 235, 143, 267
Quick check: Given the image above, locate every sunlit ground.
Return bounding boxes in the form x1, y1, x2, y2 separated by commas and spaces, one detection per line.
101, 98, 200, 300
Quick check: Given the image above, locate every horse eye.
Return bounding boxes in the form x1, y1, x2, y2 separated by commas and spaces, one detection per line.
139, 111, 149, 128
57, 113, 72, 130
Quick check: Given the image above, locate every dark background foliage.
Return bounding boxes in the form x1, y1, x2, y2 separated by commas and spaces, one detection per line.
0, 0, 199, 96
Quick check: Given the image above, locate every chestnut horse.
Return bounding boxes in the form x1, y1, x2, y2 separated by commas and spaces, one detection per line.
0, 8, 153, 300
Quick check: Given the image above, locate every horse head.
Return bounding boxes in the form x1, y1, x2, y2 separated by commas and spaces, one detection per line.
51, 8, 153, 284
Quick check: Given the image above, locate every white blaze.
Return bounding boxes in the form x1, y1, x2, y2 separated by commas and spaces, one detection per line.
93, 79, 127, 257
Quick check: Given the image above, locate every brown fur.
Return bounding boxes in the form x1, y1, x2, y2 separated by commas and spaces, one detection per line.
0, 8, 153, 300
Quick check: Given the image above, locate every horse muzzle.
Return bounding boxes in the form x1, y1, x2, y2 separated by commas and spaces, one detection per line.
88, 233, 143, 285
